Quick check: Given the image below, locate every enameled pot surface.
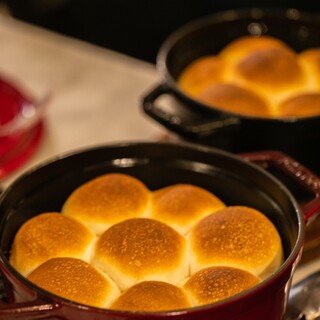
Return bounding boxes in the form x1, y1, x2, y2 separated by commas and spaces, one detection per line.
0, 141, 318, 320
142, 8, 320, 175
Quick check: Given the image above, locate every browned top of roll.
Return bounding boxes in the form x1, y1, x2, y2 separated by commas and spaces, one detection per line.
110, 281, 192, 312
178, 35, 320, 118
62, 173, 151, 234
220, 35, 291, 64
178, 56, 226, 96
151, 184, 225, 234
299, 48, 320, 89
183, 266, 260, 306
189, 206, 283, 277
27, 257, 120, 308
197, 83, 272, 117
234, 47, 304, 92
93, 218, 188, 289
278, 92, 320, 117
9, 212, 95, 276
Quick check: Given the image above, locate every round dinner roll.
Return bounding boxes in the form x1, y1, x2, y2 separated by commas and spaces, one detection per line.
278, 92, 320, 117
110, 281, 192, 312
27, 257, 120, 308
188, 206, 283, 279
92, 218, 189, 290
151, 184, 226, 234
197, 83, 273, 117
219, 35, 291, 65
178, 55, 227, 97
9, 212, 95, 276
299, 48, 320, 90
62, 173, 151, 235
232, 46, 306, 102
183, 266, 261, 306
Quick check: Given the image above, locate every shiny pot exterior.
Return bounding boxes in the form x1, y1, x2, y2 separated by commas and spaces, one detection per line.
0, 141, 319, 320
142, 8, 320, 175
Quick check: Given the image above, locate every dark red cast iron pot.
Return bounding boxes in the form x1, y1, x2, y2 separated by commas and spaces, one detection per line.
142, 8, 320, 175
0, 141, 319, 320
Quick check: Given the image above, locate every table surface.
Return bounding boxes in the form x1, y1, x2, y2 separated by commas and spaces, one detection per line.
0, 14, 163, 187
0, 14, 319, 286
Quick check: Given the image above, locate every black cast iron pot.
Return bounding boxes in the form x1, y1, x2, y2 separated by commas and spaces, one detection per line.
0, 141, 319, 320
142, 8, 320, 175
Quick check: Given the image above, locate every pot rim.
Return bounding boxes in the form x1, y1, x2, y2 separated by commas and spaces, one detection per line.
156, 7, 320, 122
0, 140, 306, 316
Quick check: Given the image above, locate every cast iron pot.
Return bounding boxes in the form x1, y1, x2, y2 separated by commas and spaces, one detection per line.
0, 141, 320, 320
142, 8, 320, 175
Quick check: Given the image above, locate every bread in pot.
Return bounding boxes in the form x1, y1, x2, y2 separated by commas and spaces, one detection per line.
183, 266, 261, 306
278, 92, 320, 117
299, 48, 320, 90
219, 35, 291, 65
188, 206, 283, 279
197, 83, 273, 117
110, 280, 192, 311
178, 35, 320, 118
9, 212, 95, 276
92, 217, 189, 290
178, 56, 226, 97
151, 183, 226, 234
27, 257, 120, 308
9, 172, 285, 311
62, 173, 152, 235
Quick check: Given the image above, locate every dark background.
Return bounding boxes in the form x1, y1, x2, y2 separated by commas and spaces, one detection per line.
2, 0, 320, 63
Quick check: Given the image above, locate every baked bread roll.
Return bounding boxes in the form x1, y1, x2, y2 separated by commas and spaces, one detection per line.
219, 35, 291, 65
110, 281, 192, 311
93, 218, 189, 290
183, 266, 260, 306
10, 212, 95, 276
151, 184, 226, 234
178, 56, 226, 97
188, 206, 283, 279
299, 48, 320, 90
278, 92, 320, 117
232, 46, 306, 103
62, 173, 151, 235
178, 35, 320, 118
28, 257, 120, 308
197, 83, 272, 117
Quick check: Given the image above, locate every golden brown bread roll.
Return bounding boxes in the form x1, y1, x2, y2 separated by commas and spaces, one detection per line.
197, 83, 273, 117
299, 48, 320, 90
278, 92, 320, 117
10, 213, 95, 276
62, 173, 151, 235
178, 56, 226, 97
92, 218, 189, 290
188, 206, 283, 279
110, 281, 192, 311
219, 35, 291, 64
183, 266, 261, 306
178, 35, 320, 118
27, 257, 120, 308
151, 184, 226, 234
233, 46, 306, 100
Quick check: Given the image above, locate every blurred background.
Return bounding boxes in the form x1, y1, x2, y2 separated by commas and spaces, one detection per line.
1, 0, 319, 63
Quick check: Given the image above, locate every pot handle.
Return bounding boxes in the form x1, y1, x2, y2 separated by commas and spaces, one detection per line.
142, 83, 240, 137
240, 151, 320, 225
0, 300, 62, 320
0, 276, 63, 320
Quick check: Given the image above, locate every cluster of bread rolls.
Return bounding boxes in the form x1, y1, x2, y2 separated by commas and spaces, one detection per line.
10, 173, 283, 311
178, 35, 320, 118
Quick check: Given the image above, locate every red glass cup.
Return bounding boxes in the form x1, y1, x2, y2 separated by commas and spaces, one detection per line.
0, 77, 46, 180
